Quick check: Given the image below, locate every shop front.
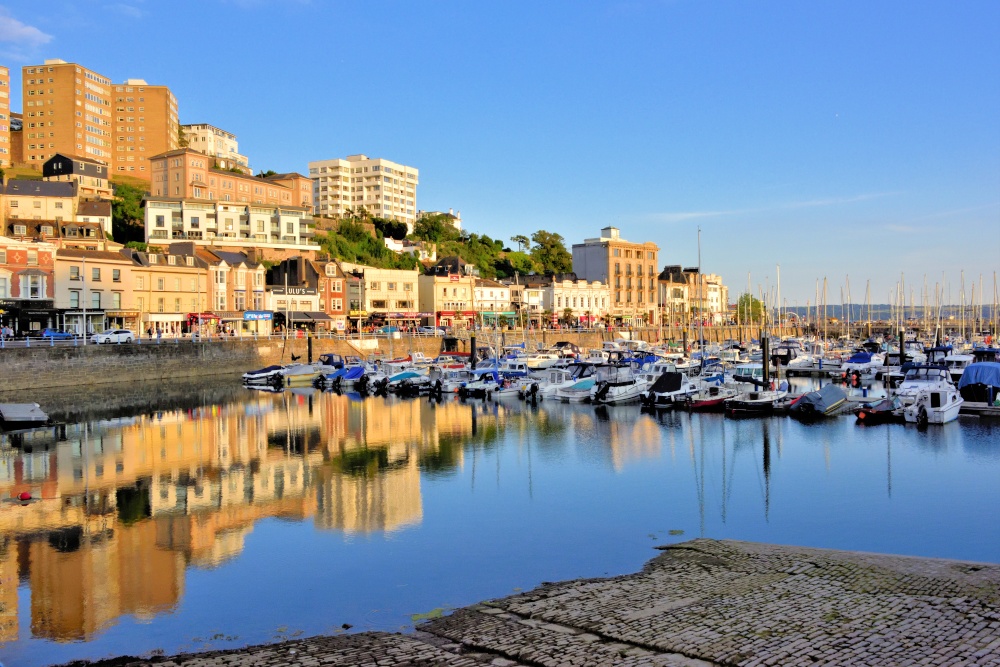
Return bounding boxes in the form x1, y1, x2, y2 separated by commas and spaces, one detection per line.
186, 312, 220, 335
62, 310, 106, 336
105, 310, 141, 333
479, 311, 517, 328
435, 310, 477, 329
273, 310, 332, 334
0, 299, 57, 336
387, 311, 430, 332
243, 310, 273, 336
144, 313, 187, 337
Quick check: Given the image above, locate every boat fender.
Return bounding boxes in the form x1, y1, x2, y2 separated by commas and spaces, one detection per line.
18, 492, 31, 501
917, 406, 928, 427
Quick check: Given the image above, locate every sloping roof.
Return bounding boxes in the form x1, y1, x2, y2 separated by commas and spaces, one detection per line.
209, 249, 258, 268
77, 201, 112, 217
4, 180, 77, 197
265, 173, 309, 181
45, 152, 108, 168
57, 248, 132, 261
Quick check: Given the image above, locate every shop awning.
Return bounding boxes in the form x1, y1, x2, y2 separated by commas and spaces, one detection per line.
306, 311, 333, 322
215, 310, 244, 321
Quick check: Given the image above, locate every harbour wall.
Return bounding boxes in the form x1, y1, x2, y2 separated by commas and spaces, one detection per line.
0, 325, 789, 392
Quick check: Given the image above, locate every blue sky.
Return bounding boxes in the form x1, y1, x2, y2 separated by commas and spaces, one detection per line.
2, 1, 998, 306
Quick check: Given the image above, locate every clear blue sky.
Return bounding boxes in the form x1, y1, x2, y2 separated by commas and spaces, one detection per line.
2, 1, 998, 307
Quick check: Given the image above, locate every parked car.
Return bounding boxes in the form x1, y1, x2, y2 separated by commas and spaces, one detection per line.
418, 326, 444, 336
377, 326, 400, 334
37, 328, 77, 340
91, 329, 135, 344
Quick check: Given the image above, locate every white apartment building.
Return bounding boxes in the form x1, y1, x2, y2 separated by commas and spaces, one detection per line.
309, 154, 419, 231
474, 279, 514, 326
181, 123, 249, 171
543, 278, 610, 326
145, 199, 314, 250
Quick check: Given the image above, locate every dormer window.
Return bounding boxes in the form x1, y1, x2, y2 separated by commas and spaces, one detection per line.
149, 255, 157, 264
41, 225, 53, 235
167, 255, 176, 265
186, 257, 194, 266
325, 264, 337, 277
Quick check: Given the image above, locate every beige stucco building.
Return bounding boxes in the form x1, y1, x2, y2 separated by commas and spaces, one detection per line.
572, 226, 659, 326
309, 154, 419, 231
181, 123, 249, 172
418, 258, 477, 328
341, 261, 420, 329
21, 60, 114, 168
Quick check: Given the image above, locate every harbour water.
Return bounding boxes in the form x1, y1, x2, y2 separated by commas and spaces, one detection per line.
1, 376, 998, 666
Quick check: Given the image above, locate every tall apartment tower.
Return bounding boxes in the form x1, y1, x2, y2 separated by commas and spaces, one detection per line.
309, 154, 419, 231
112, 79, 179, 177
0, 65, 10, 167
21, 59, 114, 168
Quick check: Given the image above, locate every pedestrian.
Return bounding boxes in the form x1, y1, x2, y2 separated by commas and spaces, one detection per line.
156, 327, 162, 341
147, 326, 153, 340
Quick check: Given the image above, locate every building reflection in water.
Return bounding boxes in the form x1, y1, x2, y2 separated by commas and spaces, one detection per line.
0, 389, 481, 642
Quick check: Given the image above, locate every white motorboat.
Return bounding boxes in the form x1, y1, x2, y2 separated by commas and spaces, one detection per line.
243, 364, 285, 385
943, 353, 974, 383
591, 364, 651, 405
432, 367, 475, 393
523, 364, 595, 397
555, 376, 598, 403
641, 371, 700, 408
524, 351, 561, 370
724, 388, 788, 417
903, 386, 963, 425
893, 365, 955, 406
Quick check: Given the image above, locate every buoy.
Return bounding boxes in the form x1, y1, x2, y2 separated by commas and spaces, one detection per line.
17, 492, 31, 501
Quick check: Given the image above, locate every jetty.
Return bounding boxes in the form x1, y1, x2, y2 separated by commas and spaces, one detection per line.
68, 539, 1000, 667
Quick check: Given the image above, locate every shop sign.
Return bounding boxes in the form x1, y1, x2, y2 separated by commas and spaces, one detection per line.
270, 287, 317, 296
449, 274, 460, 282
244, 311, 273, 321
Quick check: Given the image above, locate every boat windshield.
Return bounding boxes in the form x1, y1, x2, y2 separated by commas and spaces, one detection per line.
903, 367, 949, 382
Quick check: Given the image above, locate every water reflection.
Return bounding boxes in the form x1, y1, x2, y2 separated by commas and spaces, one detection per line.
0, 380, 997, 664
0, 387, 504, 642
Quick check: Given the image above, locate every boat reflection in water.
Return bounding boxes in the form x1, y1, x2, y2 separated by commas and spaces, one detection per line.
0, 378, 997, 667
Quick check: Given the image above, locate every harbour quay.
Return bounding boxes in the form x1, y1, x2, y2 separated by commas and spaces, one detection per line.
69, 539, 1000, 667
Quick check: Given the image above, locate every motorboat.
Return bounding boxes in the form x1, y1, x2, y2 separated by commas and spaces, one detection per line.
524, 351, 561, 370
243, 364, 285, 385
942, 353, 974, 383
686, 384, 739, 412
554, 376, 598, 403
524, 364, 594, 397
856, 396, 903, 425
432, 367, 476, 393
771, 340, 806, 367
838, 350, 884, 381
459, 369, 502, 398
724, 387, 788, 417
902, 386, 963, 425
277, 363, 324, 388
789, 384, 848, 420
956, 362, 1000, 406
497, 359, 530, 378
893, 365, 955, 406
641, 371, 700, 408
591, 364, 651, 405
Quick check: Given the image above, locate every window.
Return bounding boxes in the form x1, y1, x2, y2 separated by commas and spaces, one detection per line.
369, 281, 380, 290
92, 267, 101, 282
157, 297, 164, 312
174, 278, 180, 291
387, 282, 396, 291
27, 250, 38, 265
174, 298, 181, 312
0, 251, 5, 264
157, 277, 164, 291
137, 296, 144, 311
113, 269, 121, 282
70, 266, 80, 280
112, 292, 121, 308
331, 298, 342, 311
136, 276, 144, 290
91, 291, 100, 308
70, 290, 80, 308
330, 279, 342, 292
403, 282, 412, 292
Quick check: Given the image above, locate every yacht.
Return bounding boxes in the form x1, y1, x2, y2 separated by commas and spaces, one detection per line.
893, 365, 955, 406
591, 364, 651, 405
524, 351, 562, 370
942, 353, 974, 383
902, 386, 963, 425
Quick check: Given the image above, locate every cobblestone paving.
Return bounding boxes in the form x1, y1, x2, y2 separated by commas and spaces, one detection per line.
73, 540, 1000, 667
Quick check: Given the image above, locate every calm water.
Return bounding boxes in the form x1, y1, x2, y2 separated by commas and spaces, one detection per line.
1, 378, 998, 666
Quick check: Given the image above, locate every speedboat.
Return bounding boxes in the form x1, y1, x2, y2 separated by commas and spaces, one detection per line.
277, 363, 324, 388
856, 396, 903, 425
902, 386, 963, 425
838, 350, 884, 382
524, 364, 594, 397
554, 376, 598, 403
771, 340, 806, 367
524, 351, 561, 370
943, 353, 974, 384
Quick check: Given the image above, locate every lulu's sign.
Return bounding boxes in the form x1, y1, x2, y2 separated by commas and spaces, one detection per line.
270, 287, 317, 296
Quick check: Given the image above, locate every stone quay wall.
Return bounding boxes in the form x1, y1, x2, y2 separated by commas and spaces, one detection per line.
0, 324, 804, 392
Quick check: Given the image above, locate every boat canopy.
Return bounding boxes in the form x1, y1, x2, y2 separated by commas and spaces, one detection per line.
649, 372, 684, 394
791, 384, 847, 416
956, 362, 1000, 390
846, 351, 874, 364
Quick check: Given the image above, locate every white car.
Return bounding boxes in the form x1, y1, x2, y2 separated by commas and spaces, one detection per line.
91, 329, 135, 344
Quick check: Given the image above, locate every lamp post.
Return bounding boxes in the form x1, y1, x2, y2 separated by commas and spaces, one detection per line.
82, 256, 88, 346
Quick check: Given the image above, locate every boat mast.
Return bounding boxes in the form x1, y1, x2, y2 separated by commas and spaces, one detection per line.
846, 274, 852, 336
697, 226, 704, 366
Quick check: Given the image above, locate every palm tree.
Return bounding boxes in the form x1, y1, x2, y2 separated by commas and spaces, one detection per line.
511, 235, 530, 252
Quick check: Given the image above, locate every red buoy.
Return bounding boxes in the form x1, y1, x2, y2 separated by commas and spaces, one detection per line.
17, 492, 31, 501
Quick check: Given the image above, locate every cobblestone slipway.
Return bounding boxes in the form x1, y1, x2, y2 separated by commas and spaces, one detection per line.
67, 539, 1000, 667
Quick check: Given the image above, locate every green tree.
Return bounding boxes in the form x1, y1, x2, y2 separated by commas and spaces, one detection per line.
111, 182, 148, 245
256, 169, 277, 179
530, 230, 573, 274
736, 293, 766, 323
511, 234, 530, 252
412, 212, 460, 243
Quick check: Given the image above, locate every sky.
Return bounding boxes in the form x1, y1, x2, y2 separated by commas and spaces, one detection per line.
1, 1, 998, 307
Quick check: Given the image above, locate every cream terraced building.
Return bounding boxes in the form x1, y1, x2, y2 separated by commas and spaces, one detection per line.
309, 155, 419, 231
